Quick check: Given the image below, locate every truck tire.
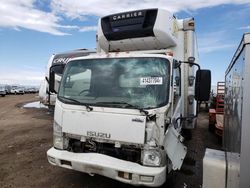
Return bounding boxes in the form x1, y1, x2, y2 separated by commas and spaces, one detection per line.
209, 123, 215, 132
182, 129, 192, 140
165, 170, 177, 187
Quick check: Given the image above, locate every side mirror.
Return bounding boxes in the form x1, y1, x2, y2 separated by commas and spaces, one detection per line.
195, 69, 211, 101
49, 70, 56, 93
49, 64, 65, 93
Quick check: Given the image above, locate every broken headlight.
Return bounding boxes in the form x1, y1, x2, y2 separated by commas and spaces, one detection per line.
53, 121, 68, 150
142, 149, 165, 167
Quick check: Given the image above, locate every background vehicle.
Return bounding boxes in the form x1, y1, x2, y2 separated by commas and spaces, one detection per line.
25, 87, 39, 94
4, 85, 11, 94
39, 49, 94, 107
47, 8, 210, 186
208, 81, 225, 137
10, 86, 25, 95
203, 33, 250, 188
0, 85, 6, 97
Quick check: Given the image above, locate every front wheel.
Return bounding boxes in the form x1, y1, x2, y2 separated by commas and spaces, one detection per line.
164, 170, 177, 187
209, 123, 215, 132
182, 129, 192, 140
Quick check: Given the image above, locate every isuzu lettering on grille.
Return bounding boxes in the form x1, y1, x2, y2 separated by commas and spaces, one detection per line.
87, 131, 111, 139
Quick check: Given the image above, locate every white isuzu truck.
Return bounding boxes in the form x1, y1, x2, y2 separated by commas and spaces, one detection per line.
47, 8, 210, 186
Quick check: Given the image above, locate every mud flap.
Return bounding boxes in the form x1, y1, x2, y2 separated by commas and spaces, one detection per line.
163, 126, 187, 170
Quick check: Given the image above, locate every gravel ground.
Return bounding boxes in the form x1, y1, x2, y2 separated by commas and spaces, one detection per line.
0, 95, 221, 188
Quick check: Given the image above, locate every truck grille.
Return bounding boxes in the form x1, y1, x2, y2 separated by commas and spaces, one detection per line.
68, 139, 141, 164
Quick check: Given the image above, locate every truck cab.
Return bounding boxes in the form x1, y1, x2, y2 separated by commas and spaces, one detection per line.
47, 8, 210, 186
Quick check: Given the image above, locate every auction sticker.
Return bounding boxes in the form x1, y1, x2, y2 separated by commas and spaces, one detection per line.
140, 77, 163, 85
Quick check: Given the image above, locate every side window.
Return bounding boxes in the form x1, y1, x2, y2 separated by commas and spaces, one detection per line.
173, 67, 181, 106
64, 69, 92, 96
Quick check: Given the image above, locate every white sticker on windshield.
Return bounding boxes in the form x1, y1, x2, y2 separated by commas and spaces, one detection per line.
140, 77, 163, 85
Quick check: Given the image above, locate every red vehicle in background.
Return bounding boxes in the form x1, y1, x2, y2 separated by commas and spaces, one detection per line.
209, 82, 225, 137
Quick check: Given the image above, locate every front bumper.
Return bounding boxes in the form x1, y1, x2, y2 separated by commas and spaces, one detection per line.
47, 147, 166, 187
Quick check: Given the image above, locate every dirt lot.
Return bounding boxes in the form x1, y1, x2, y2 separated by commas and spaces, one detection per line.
0, 95, 221, 188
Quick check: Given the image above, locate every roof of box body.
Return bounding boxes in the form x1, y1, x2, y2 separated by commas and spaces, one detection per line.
225, 33, 250, 75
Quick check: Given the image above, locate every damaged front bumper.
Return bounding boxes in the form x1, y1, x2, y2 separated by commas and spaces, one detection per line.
47, 147, 166, 187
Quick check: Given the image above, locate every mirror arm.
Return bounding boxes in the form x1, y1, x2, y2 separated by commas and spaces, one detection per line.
49, 69, 56, 93
177, 60, 200, 71
45, 76, 51, 104
174, 58, 201, 121
175, 115, 197, 125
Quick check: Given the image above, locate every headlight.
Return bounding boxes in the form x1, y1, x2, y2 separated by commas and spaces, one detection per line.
53, 135, 64, 149
53, 121, 68, 149
142, 149, 163, 167
53, 121, 62, 136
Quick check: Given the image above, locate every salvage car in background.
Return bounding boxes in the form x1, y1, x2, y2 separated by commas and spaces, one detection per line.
0, 85, 6, 97
10, 86, 25, 95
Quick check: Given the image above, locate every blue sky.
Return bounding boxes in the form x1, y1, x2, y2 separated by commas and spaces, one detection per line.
0, 0, 250, 86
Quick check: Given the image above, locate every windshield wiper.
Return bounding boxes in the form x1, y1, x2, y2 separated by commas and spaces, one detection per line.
59, 96, 93, 111
96, 101, 148, 115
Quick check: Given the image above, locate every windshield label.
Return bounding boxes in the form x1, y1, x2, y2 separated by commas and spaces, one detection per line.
140, 77, 163, 85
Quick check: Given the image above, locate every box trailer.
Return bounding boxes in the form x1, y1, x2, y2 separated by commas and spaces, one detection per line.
203, 33, 250, 188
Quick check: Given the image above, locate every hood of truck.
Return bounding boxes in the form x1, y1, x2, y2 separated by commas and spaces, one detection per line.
55, 101, 146, 144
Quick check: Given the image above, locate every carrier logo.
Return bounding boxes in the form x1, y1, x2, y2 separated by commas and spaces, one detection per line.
87, 131, 111, 139
132, 118, 144, 123
112, 11, 144, 21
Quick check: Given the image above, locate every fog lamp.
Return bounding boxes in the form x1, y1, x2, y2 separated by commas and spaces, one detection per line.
140, 175, 154, 182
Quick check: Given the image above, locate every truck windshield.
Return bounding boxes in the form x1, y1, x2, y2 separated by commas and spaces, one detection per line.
58, 57, 170, 109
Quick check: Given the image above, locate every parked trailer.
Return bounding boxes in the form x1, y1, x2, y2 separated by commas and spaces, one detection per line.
203, 33, 250, 188
47, 8, 211, 186
39, 49, 94, 107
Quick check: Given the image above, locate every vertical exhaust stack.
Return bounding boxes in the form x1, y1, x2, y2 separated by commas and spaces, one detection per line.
182, 18, 198, 129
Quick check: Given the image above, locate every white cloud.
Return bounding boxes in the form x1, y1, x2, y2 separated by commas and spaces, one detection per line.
57, 25, 79, 29
200, 43, 235, 53
0, 65, 44, 86
0, 0, 76, 35
198, 31, 236, 54
79, 26, 98, 32
1, 0, 250, 35
0, 72, 43, 86
50, 0, 250, 19
238, 25, 250, 30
